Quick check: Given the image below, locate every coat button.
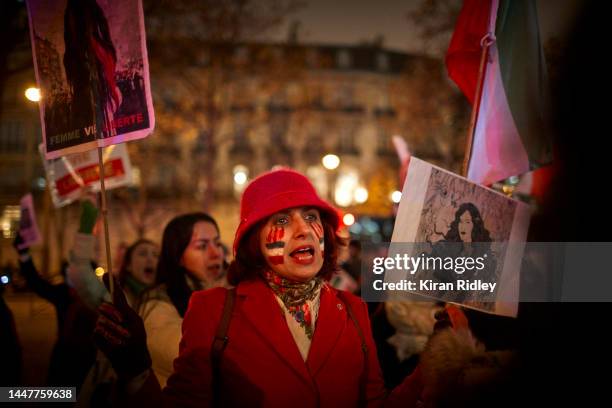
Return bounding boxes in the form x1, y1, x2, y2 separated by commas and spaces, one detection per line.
337, 303, 343, 310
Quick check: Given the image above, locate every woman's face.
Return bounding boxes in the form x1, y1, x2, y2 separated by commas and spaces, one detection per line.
180, 221, 223, 284
128, 242, 159, 286
259, 207, 325, 282
458, 211, 474, 243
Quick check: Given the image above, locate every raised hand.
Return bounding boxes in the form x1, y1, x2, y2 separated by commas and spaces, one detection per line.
94, 273, 151, 380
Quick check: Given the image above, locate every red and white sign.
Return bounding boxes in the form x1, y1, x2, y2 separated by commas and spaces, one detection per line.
41, 143, 134, 208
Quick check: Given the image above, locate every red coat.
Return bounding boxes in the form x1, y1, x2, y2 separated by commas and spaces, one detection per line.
155, 278, 420, 407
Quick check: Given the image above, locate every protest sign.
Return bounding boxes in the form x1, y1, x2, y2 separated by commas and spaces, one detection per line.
17, 194, 42, 249
26, 0, 154, 159
41, 143, 134, 208
389, 157, 530, 317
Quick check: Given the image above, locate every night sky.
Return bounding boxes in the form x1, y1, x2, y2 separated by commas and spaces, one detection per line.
266, 0, 582, 56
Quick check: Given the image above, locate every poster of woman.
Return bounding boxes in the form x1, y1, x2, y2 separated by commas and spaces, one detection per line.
26, 0, 154, 159
390, 158, 530, 317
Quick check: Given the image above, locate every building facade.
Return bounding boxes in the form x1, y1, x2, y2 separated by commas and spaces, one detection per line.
0, 42, 468, 271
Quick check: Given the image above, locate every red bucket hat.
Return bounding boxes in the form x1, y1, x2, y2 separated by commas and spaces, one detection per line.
233, 168, 340, 255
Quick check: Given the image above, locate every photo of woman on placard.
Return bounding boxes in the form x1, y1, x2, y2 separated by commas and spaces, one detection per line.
63, 0, 122, 136
429, 203, 498, 304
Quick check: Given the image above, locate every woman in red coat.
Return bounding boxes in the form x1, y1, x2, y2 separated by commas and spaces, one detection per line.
94, 169, 423, 407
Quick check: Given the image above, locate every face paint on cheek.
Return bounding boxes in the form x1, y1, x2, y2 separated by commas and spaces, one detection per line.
266, 227, 284, 244
265, 227, 285, 265
265, 241, 285, 265
311, 222, 325, 252
311, 222, 323, 240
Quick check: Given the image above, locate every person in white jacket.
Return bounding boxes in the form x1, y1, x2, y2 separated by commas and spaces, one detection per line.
138, 212, 228, 387
68, 233, 158, 310
67, 197, 159, 310
67, 199, 160, 406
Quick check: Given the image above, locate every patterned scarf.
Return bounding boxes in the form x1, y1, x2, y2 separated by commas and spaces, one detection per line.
264, 270, 322, 339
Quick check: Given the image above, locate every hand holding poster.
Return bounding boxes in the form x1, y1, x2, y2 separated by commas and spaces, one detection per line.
17, 194, 42, 249
41, 143, 134, 208
387, 158, 530, 317
26, 0, 154, 159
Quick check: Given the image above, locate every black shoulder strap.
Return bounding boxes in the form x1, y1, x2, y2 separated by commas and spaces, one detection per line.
336, 291, 369, 406
211, 287, 236, 360
211, 287, 236, 403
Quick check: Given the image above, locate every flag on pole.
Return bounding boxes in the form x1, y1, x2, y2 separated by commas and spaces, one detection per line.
446, 0, 552, 186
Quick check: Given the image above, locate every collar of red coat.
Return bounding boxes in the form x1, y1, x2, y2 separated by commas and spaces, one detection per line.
233, 278, 349, 386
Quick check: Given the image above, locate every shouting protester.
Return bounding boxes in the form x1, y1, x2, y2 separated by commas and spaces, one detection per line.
93, 169, 423, 407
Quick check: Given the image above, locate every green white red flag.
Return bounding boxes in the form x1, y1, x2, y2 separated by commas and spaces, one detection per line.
446, 0, 552, 185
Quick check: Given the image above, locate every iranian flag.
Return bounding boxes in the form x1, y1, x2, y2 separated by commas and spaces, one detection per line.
447, 0, 552, 186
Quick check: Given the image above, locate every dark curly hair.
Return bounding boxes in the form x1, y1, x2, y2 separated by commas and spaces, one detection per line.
445, 202, 492, 243
227, 211, 345, 285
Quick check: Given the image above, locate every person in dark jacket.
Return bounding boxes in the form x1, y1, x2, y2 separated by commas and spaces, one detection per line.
0, 285, 22, 386
13, 234, 97, 390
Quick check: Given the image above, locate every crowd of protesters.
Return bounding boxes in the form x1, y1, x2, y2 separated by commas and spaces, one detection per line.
2, 168, 525, 407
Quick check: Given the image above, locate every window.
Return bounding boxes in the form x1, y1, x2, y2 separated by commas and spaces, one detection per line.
376, 52, 389, 72
270, 114, 289, 148
230, 117, 253, 155
335, 85, 353, 108
234, 46, 249, 65
338, 122, 359, 155
306, 49, 319, 68
337, 49, 352, 69
376, 125, 393, 154
0, 121, 25, 153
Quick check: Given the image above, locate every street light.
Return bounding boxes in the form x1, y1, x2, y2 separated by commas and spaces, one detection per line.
322, 154, 340, 170
234, 171, 247, 185
25, 87, 41, 102
354, 187, 368, 204
233, 165, 249, 195
343, 213, 355, 226
391, 190, 402, 203
335, 188, 352, 207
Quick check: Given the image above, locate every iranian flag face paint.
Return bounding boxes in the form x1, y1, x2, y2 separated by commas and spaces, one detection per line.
265, 227, 285, 265
311, 220, 325, 254
259, 207, 325, 282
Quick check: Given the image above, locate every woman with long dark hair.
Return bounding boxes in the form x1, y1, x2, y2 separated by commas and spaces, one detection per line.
430, 202, 497, 304
63, 0, 122, 135
139, 213, 226, 387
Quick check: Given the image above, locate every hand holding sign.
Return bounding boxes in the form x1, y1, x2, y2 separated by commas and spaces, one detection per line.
94, 273, 151, 380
